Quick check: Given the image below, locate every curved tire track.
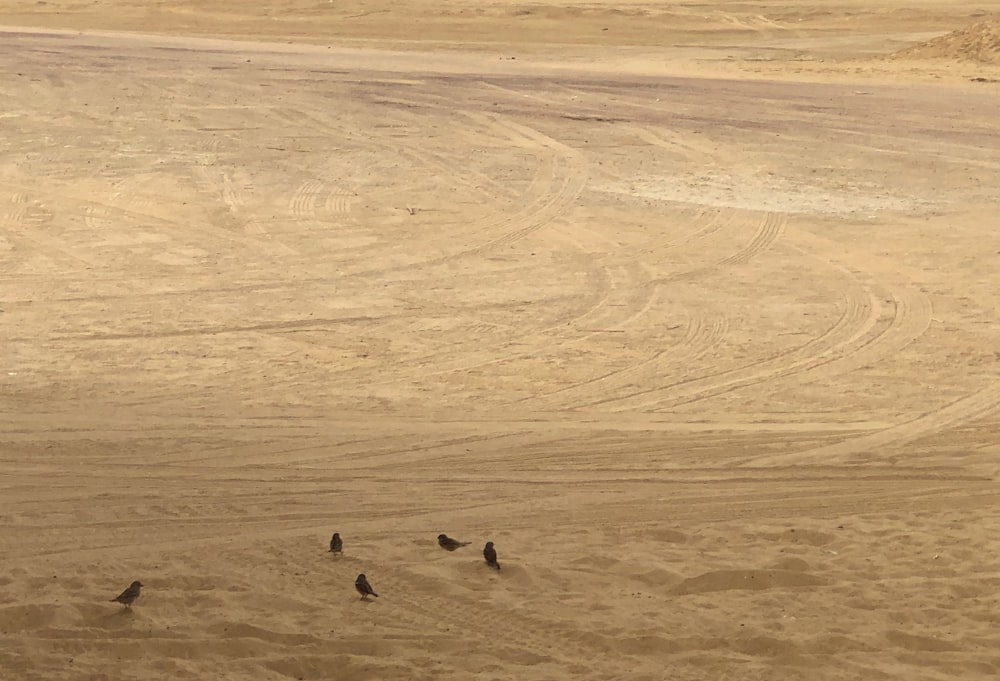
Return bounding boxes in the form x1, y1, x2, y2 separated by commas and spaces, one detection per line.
746, 379, 1000, 467
588, 267, 881, 411
513, 312, 729, 410
717, 210, 786, 266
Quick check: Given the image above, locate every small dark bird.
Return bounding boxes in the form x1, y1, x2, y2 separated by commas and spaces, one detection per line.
483, 541, 501, 570
355, 573, 378, 600
329, 532, 343, 554
110, 580, 143, 608
437, 533, 471, 551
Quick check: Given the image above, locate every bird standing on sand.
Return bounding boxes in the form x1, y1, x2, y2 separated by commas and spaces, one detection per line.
483, 541, 501, 570
329, 532, 343, 554
355, 573, 378, 600
110, 580, 143, 608
437, 533, 471, 551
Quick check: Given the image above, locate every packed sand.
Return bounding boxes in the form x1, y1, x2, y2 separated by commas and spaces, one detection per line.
1, 1, 999, 680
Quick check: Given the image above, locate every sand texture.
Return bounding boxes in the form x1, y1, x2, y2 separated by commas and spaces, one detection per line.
894, 19, 1000, 64
1, 2, 999, 680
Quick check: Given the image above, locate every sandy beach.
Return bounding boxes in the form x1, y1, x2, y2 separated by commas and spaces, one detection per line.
1, 1, 999, 679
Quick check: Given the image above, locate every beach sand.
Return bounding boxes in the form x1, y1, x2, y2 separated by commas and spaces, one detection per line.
1, 1, 999, 679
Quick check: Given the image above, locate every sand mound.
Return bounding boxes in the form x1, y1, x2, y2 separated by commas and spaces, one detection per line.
671, 568, 828, 595
893, 19, 1000, 64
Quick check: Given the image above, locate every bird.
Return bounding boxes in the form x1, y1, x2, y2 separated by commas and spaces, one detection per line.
437, 533, 472, 551
329, 532, 343, 554
483, 541, 501, 570
355, 573, 378, 600
110, 580, 143, 608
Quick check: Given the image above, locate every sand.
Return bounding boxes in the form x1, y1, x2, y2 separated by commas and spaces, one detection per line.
1, 1, 999, 680
893, 19, 1000, 65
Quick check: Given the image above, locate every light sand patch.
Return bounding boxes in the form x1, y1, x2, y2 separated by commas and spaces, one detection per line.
595, 172, 916, 215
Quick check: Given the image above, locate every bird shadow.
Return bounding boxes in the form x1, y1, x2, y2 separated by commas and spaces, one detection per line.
93, 607, 135, 628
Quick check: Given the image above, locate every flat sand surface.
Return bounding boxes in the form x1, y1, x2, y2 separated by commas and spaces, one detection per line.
2, 2, 999, 680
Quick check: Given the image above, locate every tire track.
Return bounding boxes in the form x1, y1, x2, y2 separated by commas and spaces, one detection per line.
288, 177, 325, 227
660, 205, 739, 249
588, 269, 881, 411
261, 105, 546, 268
776, 280, 932, 389
3, 180, 290, 263
685, 284, 928, 408
219, 169, 267, 237
192, 166, 299, 254
251, 94, 775, 399
325, 186, 353, 214
512, 312, 729, 409
275, 93, 585, 270
250, 102, 599, 385
633, 210, 787, 290
174, 430, 529, 469
629, 124, 724, 169
109, 175, 162, 217
504, 198, 731, 409
574, 117, 785, 275
461, 112, 588, 254
717, 210, 786, 266
2, 190, 100, 270
286, 175, 366, 251
500, 102, 785, 273
349, 261, 625, 389
466, 92, 742, 258
745, 379, 1000, 468
558, 261, 659, 333
389, 132, 511, 206
597, 124, 766, 265
588, 225, 931, 413
325, 265, 628, 395
751, 232, 935, 391
268, 102, 504, 206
